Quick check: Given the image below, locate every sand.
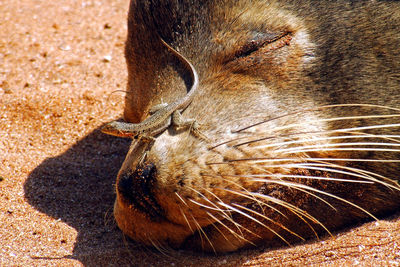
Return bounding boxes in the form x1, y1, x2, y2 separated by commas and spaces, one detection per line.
1, 0, 399, 266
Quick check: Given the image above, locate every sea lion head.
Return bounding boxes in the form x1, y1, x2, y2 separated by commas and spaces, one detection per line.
111, 0, 400, 252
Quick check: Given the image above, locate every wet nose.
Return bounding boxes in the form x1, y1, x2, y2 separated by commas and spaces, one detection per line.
117, 163, 164, 220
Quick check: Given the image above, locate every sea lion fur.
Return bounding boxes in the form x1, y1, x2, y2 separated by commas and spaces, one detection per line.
109, 0, 400, 253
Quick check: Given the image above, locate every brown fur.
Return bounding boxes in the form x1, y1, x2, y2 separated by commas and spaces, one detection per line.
112, 0, 400, 252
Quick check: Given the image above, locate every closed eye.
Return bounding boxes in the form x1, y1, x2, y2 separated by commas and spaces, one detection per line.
229, 31, 292, 62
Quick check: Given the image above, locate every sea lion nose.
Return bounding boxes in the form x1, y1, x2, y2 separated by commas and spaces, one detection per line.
117, 163, 163, 220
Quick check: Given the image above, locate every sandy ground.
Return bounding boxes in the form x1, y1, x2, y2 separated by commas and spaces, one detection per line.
1, 0, 400, 266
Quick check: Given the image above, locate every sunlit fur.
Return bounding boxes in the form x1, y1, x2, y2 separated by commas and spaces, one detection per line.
111, 0, 400, 253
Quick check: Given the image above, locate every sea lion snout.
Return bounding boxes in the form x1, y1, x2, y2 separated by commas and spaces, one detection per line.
116, 163, 164, 220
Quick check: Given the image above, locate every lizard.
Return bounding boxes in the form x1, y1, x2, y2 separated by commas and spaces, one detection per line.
101, 38, 205, 142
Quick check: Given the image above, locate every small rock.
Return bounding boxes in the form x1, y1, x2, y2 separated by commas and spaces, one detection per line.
325, 251, 335, 257
59, 43, 71, 51
102, 55, 112, 62
1, 81, 13, 94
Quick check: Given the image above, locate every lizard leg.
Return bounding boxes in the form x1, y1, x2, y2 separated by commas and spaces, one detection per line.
137, 135, 156, 143
171, 111, 209, 141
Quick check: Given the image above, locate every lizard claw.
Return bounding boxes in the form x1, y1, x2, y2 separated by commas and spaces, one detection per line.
190, 121, 210, 142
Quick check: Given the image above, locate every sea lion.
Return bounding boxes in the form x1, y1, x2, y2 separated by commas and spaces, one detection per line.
107, 0, 400, 253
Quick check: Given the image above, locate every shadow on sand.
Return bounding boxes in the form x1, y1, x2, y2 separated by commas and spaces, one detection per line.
23, 127, 249, 266
23, 127, 141, 265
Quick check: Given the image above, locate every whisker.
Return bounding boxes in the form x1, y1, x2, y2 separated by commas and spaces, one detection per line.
148, 238, 171, 257
206, 211, 254, 245
261, 162, 383, 183
206, 159, 400, 191
222, 174, 338, 211
188, 186, 261, 239
252, 179, 378, 220
288, 186, 337, 210
251, 135, 400, 150
234, 104, 400, 133
120, 233, 151, 261
207, 157, 400, 165
201, 187, 235, 218
210, 104, 400, 149
188, 214, 205, 250
180, 208, 194, 234
175, 192, 189, 207
309, 123, 400, 135
103, 207, 116, 227
254, 192, 326, 238
209, 135, 252, 149
189, 198, 226, 212
278, 147, 400, 154
205, 174, 288, 218
216, 176, 273, 216
289, 162, 400, 191
230, 203, 291, 246
234, 127, 400, 148
271, 115, 400, 134
225, 173, 373, 184
232, 203, 304, 243
341, 132, 400, 143
187, 187, 232, 215
205, 217, 231, 243
274, 141, 400, 153
190, 214, 216, 253
216, 202, 263, 239
222, 188, 330, 238
188, 186, 247, 237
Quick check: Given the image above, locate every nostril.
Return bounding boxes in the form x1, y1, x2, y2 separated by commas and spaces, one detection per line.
117, 163, 163, 220
117, 163, 156, 197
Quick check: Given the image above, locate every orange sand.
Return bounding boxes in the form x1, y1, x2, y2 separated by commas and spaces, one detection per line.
1, 1, 399, 266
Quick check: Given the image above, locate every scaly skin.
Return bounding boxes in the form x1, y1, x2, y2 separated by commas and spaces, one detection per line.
101, 38, 201, 141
